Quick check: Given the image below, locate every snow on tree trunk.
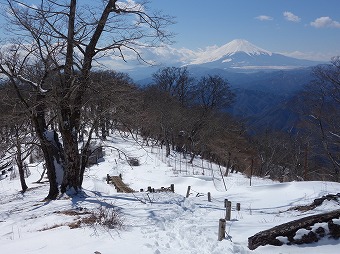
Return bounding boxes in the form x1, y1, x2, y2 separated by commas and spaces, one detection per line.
59, 121, 82, 193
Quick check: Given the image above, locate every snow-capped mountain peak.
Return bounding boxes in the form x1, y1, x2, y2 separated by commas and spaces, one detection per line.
221, 39, 272, 56
190, 39, 272, 65
100, 39, 323, 79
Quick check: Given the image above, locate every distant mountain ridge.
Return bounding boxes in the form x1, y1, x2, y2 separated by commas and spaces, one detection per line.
128, 39, 322, 134
187, 39, 322, 71
124, 39, 325, 82
181, 40, 320, 134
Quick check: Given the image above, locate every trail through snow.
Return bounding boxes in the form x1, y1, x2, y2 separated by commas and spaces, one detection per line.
1, 133, 340, 254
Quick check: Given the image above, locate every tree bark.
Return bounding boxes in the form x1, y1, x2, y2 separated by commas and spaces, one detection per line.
32, 93, 63, 200
33, 121, 61, 199
6, 74, 62, 200
60, 0, 116, 192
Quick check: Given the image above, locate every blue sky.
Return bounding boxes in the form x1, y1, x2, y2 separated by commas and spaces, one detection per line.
1, 0, 339, 61
147, 0, 340, 61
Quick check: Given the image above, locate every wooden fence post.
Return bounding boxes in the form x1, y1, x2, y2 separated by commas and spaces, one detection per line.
208, 192, 211, 202
186, 186, 191, 198
170, 184, 174, 192
236, 203, 241, 211
249, 158, 254, 186
225, 201, 232, 221
218, 218, 226, 241
179, 153, 182, 173
106, 174, 110, 184
224, 199, 228, 208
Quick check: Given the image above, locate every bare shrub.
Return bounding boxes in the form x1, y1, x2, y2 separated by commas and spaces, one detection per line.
93, 205, 124, 229
62, 205, 124, 230
52, 203, 124, 231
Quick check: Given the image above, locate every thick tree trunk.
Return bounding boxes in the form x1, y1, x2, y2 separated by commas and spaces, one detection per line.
32, 126, 61, 199
60, 127, 81, 193
33, 93, 62, 200
40, 140, 60, 199
59, 0, 117, 193
55, 0, 80, 193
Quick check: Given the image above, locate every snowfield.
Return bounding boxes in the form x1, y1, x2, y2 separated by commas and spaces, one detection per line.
1, 133, 340, 254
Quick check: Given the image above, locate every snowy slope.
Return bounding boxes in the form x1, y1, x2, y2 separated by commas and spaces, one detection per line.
1, 132, 340, 254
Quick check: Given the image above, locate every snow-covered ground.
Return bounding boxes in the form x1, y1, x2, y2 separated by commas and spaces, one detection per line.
1, 133, 340, 254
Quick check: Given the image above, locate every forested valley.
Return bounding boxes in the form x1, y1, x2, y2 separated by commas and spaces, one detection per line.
0, 0, 339, 201
1, 59, 340, 199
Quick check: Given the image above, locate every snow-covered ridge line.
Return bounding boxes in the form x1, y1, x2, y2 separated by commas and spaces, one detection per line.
220, 39, 272, 56
190, 39, 272, 65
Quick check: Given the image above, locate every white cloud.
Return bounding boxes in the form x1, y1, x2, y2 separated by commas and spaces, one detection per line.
283, 11, 301, 22
255, 15, 273, 21
310, 16, 340, 28
94, 43, 198, 71
279, 50, 337, 61
117, 0, 145, 12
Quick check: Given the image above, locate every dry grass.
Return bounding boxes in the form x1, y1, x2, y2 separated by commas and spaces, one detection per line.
39, 224, 63, 231
51, 205, 124, 230
55, 209, 92, 216
94, 205, 124, 229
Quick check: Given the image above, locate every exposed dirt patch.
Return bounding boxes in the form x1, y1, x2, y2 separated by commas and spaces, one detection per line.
55, 209, 92, 216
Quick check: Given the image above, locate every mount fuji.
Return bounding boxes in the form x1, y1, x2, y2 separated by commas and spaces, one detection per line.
123, 39, 323, 132
187, 39, 322, 71
124, 39, 323, 81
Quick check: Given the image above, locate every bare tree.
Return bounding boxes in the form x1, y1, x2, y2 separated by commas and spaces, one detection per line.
184, 75, 235, 162
1, 0, 173, 198
152, 67, 195, 106
0, 44, 63, 199
194, 75, 235, 112
142, 70, 245, 168
78, 70, 141, 179
0, 83, 38, 192
301, 57, 340, 181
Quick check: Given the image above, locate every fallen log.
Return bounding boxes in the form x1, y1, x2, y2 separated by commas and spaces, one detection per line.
248, 209, 340, 250
290, 193, 340, 212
